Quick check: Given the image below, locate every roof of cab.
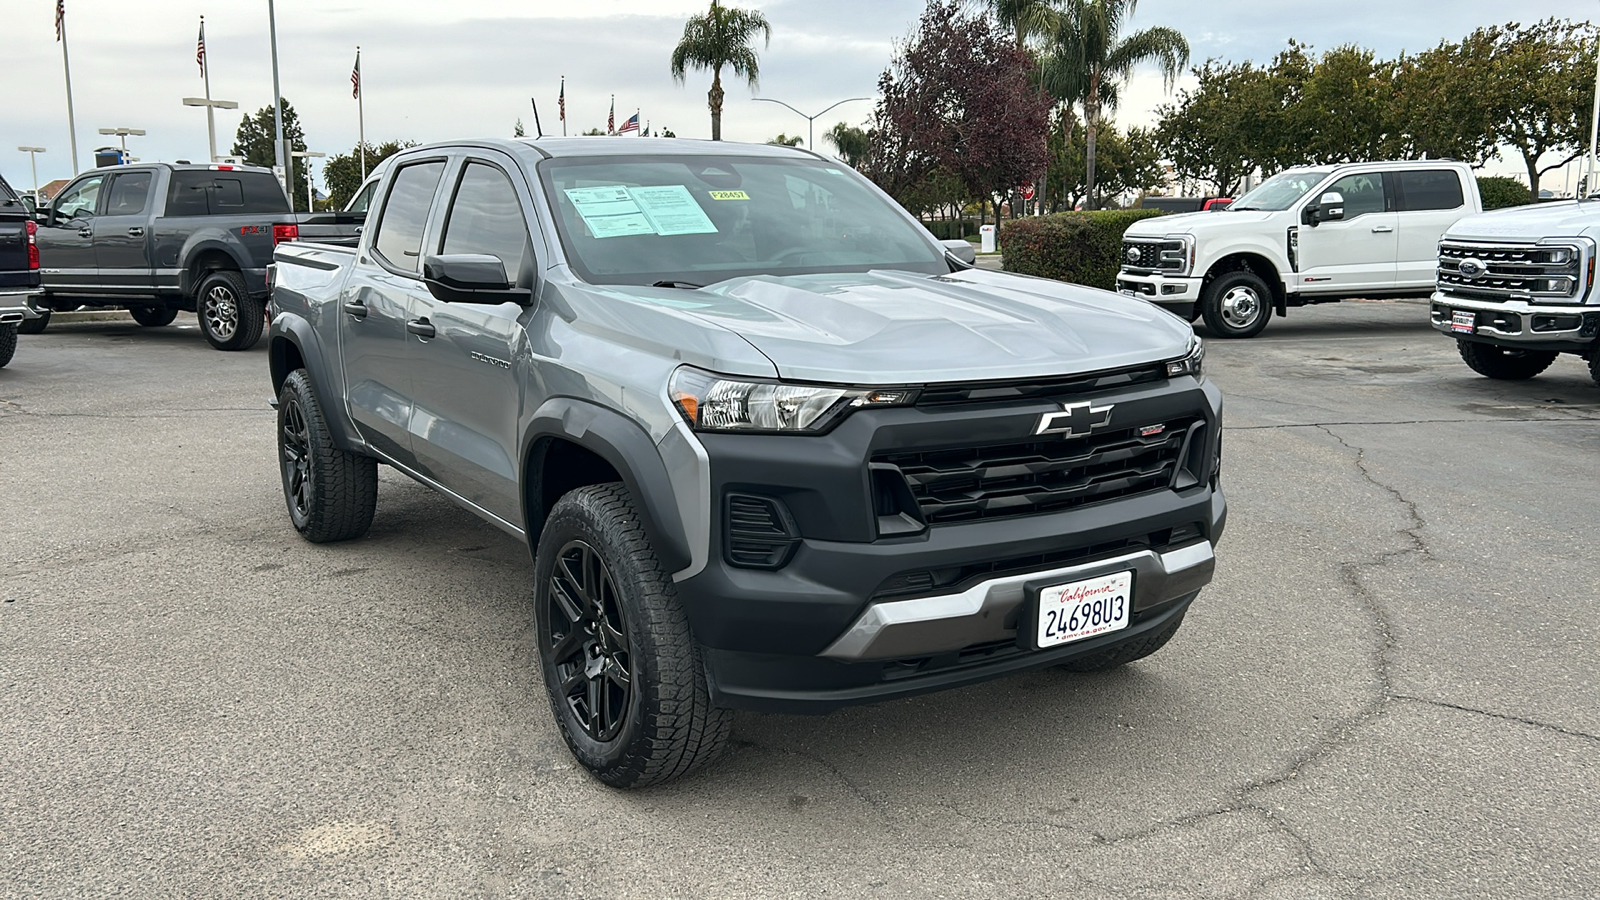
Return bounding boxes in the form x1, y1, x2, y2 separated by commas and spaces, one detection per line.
393, 136, 820, 162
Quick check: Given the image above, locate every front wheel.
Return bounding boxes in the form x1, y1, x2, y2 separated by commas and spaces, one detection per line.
130, 305, 179, 328
17, 308, 49, 335
1456, 340, 1557, 380
277, 370, 378, 542
196, 270, 264, 351
534, 483, 731, 788
1200, 270, 1272, 339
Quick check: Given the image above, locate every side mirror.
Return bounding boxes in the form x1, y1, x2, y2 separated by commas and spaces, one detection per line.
1318, 191, 1345, 222
421, 254, 531, 305
940, 238, 977, 266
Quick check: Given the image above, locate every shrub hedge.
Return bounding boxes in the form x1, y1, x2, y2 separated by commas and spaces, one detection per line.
922, 219, 982, 241
1000, 210, 1167, 289
1476, 175, 1533, 210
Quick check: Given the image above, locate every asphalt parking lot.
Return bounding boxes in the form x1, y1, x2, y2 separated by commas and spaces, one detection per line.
2, 301, 1596, 898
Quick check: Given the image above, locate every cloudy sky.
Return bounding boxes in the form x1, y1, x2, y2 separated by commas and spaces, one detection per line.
3, 0, 1589, 192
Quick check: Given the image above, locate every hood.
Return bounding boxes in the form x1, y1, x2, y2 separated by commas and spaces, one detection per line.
1445, 200, 1600, 242
599, 269, 1193, 385
1125, 209, 1281, 237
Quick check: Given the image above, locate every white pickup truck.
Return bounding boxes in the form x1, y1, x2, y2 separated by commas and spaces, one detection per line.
1119, 160, 1482, 338
1429, 199, 1600, 386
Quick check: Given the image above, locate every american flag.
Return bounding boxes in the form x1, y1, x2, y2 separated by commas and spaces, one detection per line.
55, 0, 65, 41
351, 50, 361, 99
618, 113, 640, 134
607, 97, 614, 134
558, 78, 565, 122
196, 18, 206, 76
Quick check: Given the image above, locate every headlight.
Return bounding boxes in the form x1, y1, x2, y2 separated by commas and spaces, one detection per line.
669, 367, 918, 433
1165, 338, 1205, 379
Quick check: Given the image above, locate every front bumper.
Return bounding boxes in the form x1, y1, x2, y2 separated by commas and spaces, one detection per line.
673, 376, 1227, 713
1430, 293, 1600, 352
1117, 271, 1201, 319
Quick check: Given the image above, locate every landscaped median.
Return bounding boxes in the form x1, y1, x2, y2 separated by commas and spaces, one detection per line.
1000, 209, 1166, 289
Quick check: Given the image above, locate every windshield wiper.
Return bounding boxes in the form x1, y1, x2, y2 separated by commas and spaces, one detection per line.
652, 280, 703, 290
1229, 205, 1261, 211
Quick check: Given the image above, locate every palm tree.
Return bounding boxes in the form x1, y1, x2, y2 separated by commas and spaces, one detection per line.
1054, 0, 1187, 207
823, 123, 870, 168
670, 0, 772, 141
986, 0, 1059, 47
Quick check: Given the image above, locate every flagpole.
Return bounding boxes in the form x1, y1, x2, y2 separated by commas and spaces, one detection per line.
201, 17, 217, 163
59, 2, 80, 174
356, 47, 366, 179
560, 76, 567, 137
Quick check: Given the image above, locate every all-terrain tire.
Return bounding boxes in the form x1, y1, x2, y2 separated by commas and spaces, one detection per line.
130, 305, 179, 327
0, 324, 16, 368
277, 369, 378, 542
196, 270, 264, 351
1057, 610, 1187, 673
1590, 351, 1600, 388
1456, 340, 1557, 380
1200, 269, 1272, 339
17, 308, 49, 335
533, 483, 731, 788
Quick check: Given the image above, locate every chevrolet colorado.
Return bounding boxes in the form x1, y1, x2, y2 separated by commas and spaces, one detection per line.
269, 139, 1225, 786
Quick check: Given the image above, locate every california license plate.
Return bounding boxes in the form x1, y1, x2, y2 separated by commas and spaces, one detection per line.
1033, 571, 1132, 649
1450, 310, 1476, 334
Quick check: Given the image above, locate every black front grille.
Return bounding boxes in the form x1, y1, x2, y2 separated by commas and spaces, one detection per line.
873, 417, 1196, 524
915, 364, 1167, 406
1121, 239, 1186, 274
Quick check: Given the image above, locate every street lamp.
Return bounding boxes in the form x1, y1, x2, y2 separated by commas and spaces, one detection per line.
97, 127, 145, 153
183, 96, 239, 163
751, 96, 870, 155
291, 150, 326, 212
16, 146, 45, 198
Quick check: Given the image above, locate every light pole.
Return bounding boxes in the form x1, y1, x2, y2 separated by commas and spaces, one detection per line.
183, 98, 238, 163
97, 127, 145, 154
17, 147, 45, 197
267, 0, 288, 195
291, 150, 326, 211
752, 97, 870, 154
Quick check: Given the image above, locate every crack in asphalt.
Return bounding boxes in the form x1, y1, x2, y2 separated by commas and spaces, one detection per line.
1393, 695, 1600, 745
729, 739, 897, 830
0, 406, 266, 419
1232, 415, 1600, 430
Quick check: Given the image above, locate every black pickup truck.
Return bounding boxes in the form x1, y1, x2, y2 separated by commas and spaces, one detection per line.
0, 172, 41, 368
29, 162, 362, 350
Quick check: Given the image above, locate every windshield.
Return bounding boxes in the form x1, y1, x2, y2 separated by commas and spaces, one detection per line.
538, 155, 947, 286
1230, 169, 1332, 211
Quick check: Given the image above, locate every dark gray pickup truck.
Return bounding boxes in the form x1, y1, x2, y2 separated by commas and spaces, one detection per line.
0, 172, 41, 368
30, 162, 362, 350
269, 138, 1225, 787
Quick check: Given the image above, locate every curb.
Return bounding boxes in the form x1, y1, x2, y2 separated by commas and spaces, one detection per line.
50, 309, 137, 324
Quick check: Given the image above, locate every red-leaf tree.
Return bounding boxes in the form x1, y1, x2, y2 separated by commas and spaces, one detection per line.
866, 1, 1052, 225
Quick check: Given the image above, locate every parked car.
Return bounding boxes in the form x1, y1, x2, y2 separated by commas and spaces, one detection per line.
1429, 199, 1600, 386
0, 172, 42, 368
1119, 161, 1482, 338
29, 162, 362, 349
1140, 196, 1228, 214
268, 138, 1226, 787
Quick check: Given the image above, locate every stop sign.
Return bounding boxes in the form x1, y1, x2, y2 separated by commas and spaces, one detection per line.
1022, 182, 1036, 201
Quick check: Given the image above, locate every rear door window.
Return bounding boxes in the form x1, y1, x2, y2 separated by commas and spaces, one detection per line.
166, 170, 290, 216
1395, 170, 1465, 212
372, 160, 446, 274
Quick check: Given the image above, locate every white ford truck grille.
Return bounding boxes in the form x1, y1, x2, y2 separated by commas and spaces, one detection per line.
1437, 240, 1589, 302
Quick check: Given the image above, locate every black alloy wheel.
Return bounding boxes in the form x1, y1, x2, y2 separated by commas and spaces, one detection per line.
544, 540, 634, 743
280, 390, 314, 527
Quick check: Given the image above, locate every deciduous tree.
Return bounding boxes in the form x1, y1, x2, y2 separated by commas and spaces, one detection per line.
322, 140, 416, 209
231, 99, 308, 210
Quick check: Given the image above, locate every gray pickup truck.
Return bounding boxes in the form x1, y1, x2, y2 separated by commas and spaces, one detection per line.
0, 172, 41, 368
269, 138, 1225, 787
30, 162, 361, 350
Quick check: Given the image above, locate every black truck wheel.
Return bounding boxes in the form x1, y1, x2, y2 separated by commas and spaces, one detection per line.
534, 483, 731, 788
1057, 610, 1187, 673
1456, 340, 1557, 380
1200, 270, 1272, 339
1589, 351, 1600, 388
17, 308, 49, 335
130, 305, 179, 327
0, 324, 16, 368
196, 270, 264, 351
277, 369, 378, 542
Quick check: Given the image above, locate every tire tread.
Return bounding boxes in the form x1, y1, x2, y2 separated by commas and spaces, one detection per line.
279, 370, 377, 542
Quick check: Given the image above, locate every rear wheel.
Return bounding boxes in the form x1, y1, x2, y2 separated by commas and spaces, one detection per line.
1200, 270, 1272, 339
0, 324, 16, 368
130, 305, 179, 327
196, 270, 264, 351
17, 308, 49, 335
1456, 340, 1557, 380
277, 369, 378, 542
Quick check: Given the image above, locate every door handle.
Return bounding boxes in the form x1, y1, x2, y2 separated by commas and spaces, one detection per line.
1371, 225, 1394, 233
342, 300, 368, 319
406, 318, 436, 339
77, 227, 93, 238
127, 226, 144, 237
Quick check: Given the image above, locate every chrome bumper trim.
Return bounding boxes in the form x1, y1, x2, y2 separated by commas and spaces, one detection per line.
1430, 293, 1598, 344
819, 540, 1216, 662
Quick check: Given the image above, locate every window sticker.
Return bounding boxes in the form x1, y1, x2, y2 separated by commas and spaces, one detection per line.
825, 168, 846, 176
564, 184, 718, 239
708, 190, 749, 201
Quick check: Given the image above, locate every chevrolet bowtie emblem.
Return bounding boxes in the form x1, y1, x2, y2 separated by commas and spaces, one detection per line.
1035, 401, 1114, 437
